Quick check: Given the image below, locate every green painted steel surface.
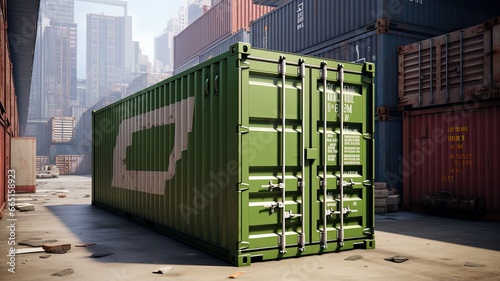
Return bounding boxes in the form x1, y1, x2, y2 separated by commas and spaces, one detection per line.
93, 43, 375, 266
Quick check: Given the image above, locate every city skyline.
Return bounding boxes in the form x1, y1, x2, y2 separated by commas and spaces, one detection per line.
75, 0, 186, 79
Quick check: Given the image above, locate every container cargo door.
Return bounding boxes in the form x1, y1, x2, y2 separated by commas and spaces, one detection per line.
241, 57, 310, 257
310, 63, 374, 250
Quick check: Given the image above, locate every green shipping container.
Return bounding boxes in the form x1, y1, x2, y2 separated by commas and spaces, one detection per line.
92, 43, 375, 266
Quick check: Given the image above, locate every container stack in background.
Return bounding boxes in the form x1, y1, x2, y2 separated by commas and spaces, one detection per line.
173, 0, 273, 73
35, 116, 91, 175
375, 182, 400, 214
398, 17, 500, 220
250, 0, 500, 198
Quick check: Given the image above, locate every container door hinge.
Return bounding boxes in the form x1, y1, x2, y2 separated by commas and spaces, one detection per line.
238, 182, 249, 192
238, 60, 250, 69
363, 228, 374, 235
362, 180, 373, 187
237, 125, 249, 134
362, 133, 373, 140
238, 241, 250, 250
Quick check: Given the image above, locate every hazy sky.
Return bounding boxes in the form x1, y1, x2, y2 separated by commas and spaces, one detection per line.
75, 0, 186, 79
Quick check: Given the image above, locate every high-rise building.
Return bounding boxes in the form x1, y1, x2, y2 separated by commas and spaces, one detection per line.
154, 5, 189, 74
29, 0, 77, 120
154, 31, 174, 73
44, 22, 77, 117
187, 0, 211, 25
86, 14, 126, 106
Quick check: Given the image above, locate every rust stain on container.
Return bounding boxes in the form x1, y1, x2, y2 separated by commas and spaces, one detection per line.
402, 100, 500, 218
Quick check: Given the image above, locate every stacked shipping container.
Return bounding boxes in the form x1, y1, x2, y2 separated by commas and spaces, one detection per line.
174, 29, 250, 74
250, 0, 500, 193
399, 18, 500, 219
37, 116, 76, 156
173, 0, 272, 70
0, 0, 19, 217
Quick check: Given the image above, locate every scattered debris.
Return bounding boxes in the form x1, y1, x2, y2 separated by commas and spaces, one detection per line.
75, 243, 96, 247
15, 203, 35, 212
91, 252, 113, 258
51, 268, 74, 277
15, 198, 37, 202
58, 193, 67, 198
84, 194, 90, 198
19, 239, 58, 247
37, 165, 60, 179
228, 271, 246, 279
37, 190, 69, 193
153, 266, 173, 274
464, 262, 486, 267
15, 247, 45, 255
384, 256, 409, 263
345, 255, 364, 261
39, 254, 51, 259
42, 243, 71, 254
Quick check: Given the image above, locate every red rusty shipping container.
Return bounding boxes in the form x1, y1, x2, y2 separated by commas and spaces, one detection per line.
174, 0, 272, 68
0, 0, 16, 218
402, 100, 500, 220
56, 155, 90, 175
398, 17, 500, 109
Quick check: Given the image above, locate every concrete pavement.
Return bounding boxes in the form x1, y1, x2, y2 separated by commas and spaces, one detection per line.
1, 175, 499, 280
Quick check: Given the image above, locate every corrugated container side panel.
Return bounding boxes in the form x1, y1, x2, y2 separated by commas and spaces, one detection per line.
399, 18, 500, 109
173, 56, 200, 75
174, 0, 272, 68
199, 29, 249, 62
494, 19, 500, 84
403, 101, 500, 214
251, 0, 500, 54
94, 57, 239, 259
309, 30, 434, 187
0, 125, 5, 212
233, 0, 273, 32
55, 155, 90, 175
36, 156, 49, 170
174, 0, 231, 68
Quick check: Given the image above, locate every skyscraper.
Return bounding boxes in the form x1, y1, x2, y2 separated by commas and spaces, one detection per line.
29, 0, 77, 121
154, 5, 188, 74
86, 14, 126, 106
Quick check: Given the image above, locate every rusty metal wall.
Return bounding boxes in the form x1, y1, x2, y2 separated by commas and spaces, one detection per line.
402, 100, 500, 219
174, 0, 272, 68
399, 17, 500, 109
0, 0, 19, 217
56, 155, 90, 175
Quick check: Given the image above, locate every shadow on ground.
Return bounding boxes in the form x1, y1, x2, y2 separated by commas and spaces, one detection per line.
376, 212, 500, 251
46, 204, 230, 266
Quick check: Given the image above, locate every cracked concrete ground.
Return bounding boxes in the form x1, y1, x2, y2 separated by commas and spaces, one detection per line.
1, 175, 499, 280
